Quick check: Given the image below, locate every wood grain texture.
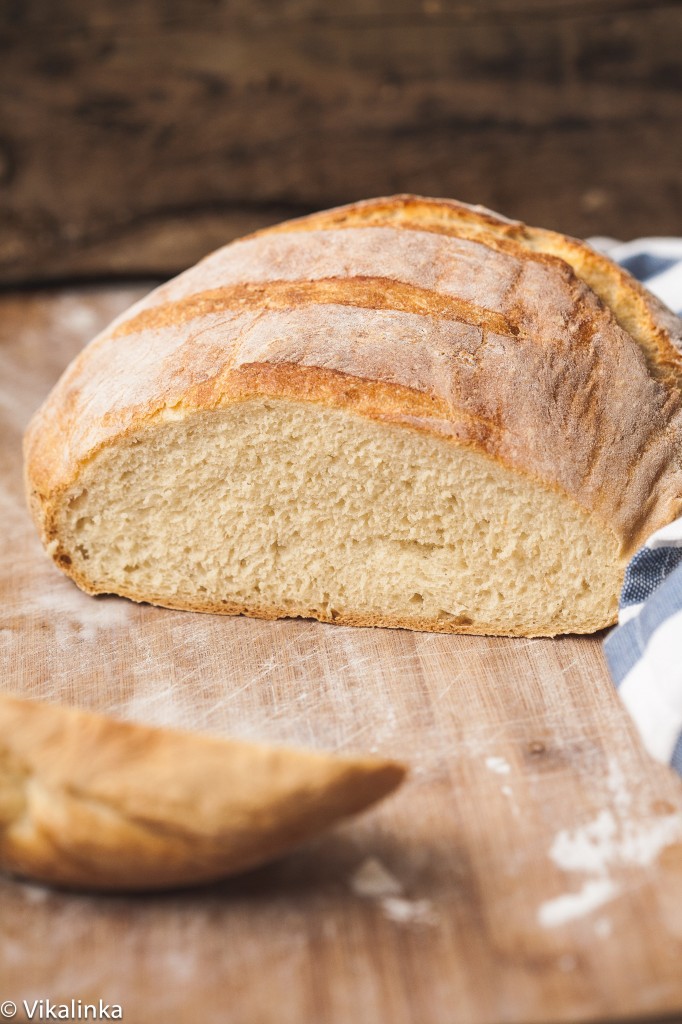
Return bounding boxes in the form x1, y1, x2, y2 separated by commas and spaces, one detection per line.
2, 286, 682, 1023
1, 0, 681, 284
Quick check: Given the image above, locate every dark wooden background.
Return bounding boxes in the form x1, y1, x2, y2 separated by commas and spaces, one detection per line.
1, 0, 681, 285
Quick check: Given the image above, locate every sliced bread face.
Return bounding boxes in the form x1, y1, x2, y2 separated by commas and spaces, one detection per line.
24, 196, 682, 637
52, 400, 623, 636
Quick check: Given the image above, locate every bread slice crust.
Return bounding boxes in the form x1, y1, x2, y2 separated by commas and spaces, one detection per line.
0, 693, 404, 891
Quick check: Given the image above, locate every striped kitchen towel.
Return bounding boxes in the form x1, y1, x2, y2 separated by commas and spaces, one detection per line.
595, 236, 682, 776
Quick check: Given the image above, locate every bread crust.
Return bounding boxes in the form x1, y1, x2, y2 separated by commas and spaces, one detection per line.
44, 584, 611, 638
0, 693, 404, 891
24, 195, 682, 626
253, 193, 682, 386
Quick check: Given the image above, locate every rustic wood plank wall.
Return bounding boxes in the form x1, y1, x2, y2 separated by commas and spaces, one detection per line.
1, 0, 681, 284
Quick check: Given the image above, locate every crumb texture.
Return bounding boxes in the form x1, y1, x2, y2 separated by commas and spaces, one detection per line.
57, 401, 622, 636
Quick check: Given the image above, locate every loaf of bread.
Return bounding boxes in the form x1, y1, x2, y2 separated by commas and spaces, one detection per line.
0, 693, 404, 891
24, 195, 682, 636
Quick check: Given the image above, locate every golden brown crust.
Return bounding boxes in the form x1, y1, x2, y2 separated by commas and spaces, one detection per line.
23, 194, 682, 621
252, 194, 682, 386
0, 693, 404, 892
111, 276, 519, 341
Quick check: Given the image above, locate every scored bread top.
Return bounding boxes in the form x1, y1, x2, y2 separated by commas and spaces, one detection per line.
24, 195, 682, 556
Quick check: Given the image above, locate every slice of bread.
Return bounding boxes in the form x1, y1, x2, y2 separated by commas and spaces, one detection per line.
0, 694, 404, 891
24, 195, 682, 636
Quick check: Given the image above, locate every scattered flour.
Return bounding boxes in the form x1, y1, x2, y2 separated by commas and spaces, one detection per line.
538, 757, 682, 928
538, 879, 618, 928
30, 582, 133, 645
350, 858, 403, 899
380, 898, 438, 925
549, 807, 682, 877
349, 858, 438, 926
485, 756, 511, 774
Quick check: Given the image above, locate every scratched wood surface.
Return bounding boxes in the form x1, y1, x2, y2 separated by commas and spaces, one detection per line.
1, 286, 682, 1024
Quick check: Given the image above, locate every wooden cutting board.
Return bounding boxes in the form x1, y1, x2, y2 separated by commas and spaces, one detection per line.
2, 286, 682, 1024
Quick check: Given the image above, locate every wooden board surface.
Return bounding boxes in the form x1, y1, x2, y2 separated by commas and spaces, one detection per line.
2, 285, 682, 1024
2, 1, 682, 284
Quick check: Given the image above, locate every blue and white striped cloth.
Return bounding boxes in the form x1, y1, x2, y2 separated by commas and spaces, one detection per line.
594, 237, 682, 776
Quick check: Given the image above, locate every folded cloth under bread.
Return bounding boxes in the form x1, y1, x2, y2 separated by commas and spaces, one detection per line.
591, 237, 682, 776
